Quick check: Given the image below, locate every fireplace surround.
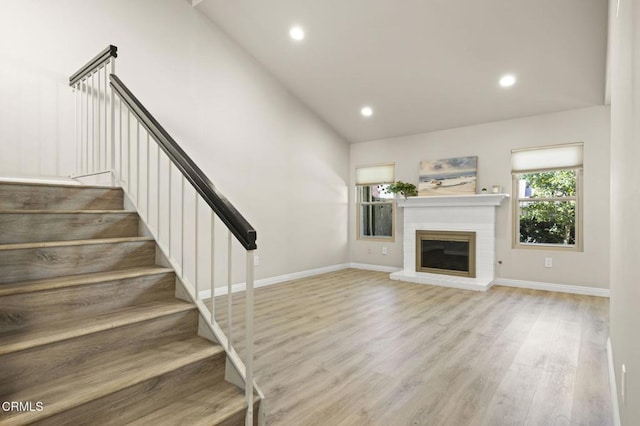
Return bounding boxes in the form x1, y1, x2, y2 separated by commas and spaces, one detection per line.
390, 194, 508, 291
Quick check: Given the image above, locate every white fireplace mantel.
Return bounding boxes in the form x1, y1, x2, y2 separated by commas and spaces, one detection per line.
391, 193, 509, 292
396, 193, 509, 208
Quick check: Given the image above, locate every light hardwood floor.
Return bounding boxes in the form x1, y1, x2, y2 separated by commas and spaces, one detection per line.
212, 269, 611, 426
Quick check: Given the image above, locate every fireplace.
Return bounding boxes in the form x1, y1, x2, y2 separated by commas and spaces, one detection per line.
416, 230, 476, 278
390, 194, 508, 292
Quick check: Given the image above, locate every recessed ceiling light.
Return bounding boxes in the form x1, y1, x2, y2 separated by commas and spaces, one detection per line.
499, 74, 516, 88
361, 106, 373, 117
289, 26, 305, 41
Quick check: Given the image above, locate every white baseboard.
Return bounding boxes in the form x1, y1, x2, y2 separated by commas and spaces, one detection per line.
348, 263, 401, 273
492, 278, 609, 297
608, 338, 622, 426
198, 263, 351, 299
197, 262, 404, 299
194, 266, 610, 299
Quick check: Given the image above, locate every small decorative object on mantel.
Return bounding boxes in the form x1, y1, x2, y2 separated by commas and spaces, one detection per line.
418, 156, 478, 196
492, 185, 501, 193
383, 181, 417, 199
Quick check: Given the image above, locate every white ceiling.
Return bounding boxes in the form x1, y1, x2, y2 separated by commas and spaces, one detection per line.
195, 0, 609, 143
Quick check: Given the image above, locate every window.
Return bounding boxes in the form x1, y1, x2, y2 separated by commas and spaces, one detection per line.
358, 184, 394, 239
356, 164, 394, 241
511, 143, 583, 250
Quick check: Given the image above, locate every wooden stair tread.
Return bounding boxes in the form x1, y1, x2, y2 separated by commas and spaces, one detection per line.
0, 210, 133, 214
0, 266, 173, 297
0, 299, 194, 355
0, 181, 119, 189
0, 236, 153, 251
128, 380, 249, 426
0, 336, 224, 425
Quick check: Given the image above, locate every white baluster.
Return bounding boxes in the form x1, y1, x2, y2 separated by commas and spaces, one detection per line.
92, 71, 96, 173
210, 211, 216, 323
168, 161, 172, 260
157, 143, 161, 240
245, 249, 255, 426
85, 78, 89, 175
181, 176, 186, 279
227, 230, 233, 350
97, 66, 102, 172
146, 133, 150, 222
195, 195, 199, 298
136, 121, 140, 205
110, 60, 116, 185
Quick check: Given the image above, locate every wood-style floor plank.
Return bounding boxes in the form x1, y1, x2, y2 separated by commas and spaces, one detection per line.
209, 269, 612, 426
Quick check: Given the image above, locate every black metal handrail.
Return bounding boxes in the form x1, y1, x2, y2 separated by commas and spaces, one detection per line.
109, 74, 257, 250
69, 45, 118, 86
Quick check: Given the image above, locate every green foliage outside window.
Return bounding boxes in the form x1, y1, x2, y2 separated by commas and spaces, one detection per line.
518, 170, 577, 245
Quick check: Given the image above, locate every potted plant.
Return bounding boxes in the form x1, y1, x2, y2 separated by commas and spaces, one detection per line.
384, 181, 417, 199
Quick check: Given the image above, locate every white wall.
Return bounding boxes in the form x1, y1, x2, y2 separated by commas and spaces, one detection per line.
610, 0, 640, 423
350, 106, 610, 289
0, 41, 75, 177
0, 0, 349, 282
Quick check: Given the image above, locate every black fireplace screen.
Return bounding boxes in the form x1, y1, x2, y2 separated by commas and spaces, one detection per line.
415, 230, 476, 277
421, 240, 470, 272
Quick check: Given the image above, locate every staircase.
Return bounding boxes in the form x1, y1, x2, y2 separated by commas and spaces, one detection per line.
0, 181, 255, 425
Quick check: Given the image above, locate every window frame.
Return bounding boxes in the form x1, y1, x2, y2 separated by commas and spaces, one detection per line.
512, 167, 583, 251
355, 163, 396, 242
356, 183, 395, 242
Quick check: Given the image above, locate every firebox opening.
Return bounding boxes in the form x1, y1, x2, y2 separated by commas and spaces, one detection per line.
416, 230, 476, 278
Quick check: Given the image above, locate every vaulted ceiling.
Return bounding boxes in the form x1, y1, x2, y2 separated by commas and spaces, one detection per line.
195, 0, 609, 143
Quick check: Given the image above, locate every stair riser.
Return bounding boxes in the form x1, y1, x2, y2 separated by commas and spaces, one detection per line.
0, 309, 200, 396
33, 355, 226, 426
0, 184, 123, 210
219, 407, 257, 426
0, 213, 139, 244
0, 272, 176, 330
0, 241, 156, 284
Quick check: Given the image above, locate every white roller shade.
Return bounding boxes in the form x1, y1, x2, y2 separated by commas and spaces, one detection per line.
355, 163, 394, 185
511, 143, 583, 173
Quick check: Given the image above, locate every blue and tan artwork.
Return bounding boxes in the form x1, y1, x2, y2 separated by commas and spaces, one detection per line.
418, 156, 477, 196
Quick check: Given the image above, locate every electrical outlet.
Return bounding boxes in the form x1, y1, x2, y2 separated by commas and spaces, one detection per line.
382, 247, 388, 255
367, 248, 372, 254
544, 257, 553, 268
254, 255, 260, 266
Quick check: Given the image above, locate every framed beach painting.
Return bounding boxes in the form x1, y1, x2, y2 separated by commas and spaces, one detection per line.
418, 156, 477, 196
